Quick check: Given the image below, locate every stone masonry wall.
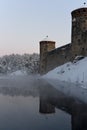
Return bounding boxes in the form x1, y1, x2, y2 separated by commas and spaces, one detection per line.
46, 44, 72, 73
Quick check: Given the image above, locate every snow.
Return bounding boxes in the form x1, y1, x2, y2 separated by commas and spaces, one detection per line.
0, 53, 39, 74
41, 36, 55, 42
43, 57, 87, 85
43, 56, 87, 103
9, 70, 27, 76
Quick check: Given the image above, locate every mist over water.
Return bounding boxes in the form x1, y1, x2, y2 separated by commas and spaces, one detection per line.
0, 75, 86, 130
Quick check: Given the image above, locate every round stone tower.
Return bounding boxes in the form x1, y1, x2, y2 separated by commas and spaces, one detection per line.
39, 37, 55, 74
71, 7, 87, 57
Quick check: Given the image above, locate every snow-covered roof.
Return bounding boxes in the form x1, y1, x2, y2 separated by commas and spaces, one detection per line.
40, 36, 55, 42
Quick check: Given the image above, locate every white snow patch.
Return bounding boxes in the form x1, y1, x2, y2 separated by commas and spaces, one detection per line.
43, 57, 87, 86
41, 36, 55, 42
9, 70, 27, 76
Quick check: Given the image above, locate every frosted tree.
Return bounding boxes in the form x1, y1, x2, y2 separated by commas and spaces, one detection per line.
0, 53, 39, 74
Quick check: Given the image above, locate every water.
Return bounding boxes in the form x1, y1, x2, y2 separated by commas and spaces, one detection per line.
0, 75, 86, 130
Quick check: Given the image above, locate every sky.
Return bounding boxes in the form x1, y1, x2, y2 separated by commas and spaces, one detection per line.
0, 0, 86, 56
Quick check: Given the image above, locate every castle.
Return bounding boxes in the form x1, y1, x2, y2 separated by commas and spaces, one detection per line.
39, 7, 87, 74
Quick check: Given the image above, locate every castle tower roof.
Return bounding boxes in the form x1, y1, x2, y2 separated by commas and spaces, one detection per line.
40, 36, 55, 42
71, 7, 87, 17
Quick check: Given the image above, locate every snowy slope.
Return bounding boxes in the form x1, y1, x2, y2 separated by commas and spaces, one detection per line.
44, 57, 87, 85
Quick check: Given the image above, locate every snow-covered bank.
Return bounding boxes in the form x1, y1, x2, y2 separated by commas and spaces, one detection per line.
43, 57, 87, 87
43, 56, 87, 103
9, 70, 27, 76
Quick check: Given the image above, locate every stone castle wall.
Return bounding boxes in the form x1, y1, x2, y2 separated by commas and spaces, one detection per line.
46, 44, 72, 72
39, 7, 87, 74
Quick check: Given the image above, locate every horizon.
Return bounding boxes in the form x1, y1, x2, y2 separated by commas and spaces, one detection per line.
0, 0, 86, 56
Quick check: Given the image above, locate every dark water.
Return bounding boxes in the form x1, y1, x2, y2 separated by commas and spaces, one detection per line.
0, 76, 87, 130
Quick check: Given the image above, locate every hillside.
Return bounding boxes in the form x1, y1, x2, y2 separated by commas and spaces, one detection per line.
43, 56, 87, 86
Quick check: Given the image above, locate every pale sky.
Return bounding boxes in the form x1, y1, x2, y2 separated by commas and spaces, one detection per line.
0, 0, 86, 56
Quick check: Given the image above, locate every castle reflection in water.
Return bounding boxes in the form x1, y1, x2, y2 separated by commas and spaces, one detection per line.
39, 80, 87, 130
0, 79, 87, 130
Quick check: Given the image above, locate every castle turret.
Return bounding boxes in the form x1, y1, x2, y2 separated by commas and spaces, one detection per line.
39, 37, 55, 74
71, 7, 87, 58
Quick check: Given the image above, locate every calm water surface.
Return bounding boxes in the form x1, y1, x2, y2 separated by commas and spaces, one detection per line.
0, 75, 86, 130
